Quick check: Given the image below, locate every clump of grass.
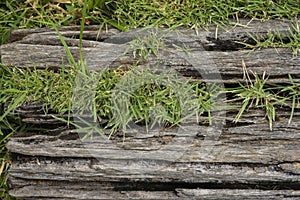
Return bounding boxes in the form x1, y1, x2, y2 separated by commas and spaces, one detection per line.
237, 0, 300, 19
1, 0, 300, 45
124, 28, 166, 60
104, 0, 300, 29
0, 65, 75, 115
276, 74, 300, 124
0, 63, 214, 133
0, 153, 14, 200
0, 104, 19, 200
105, 66, 206, 134
228, 62, 287, 130
239, 20, 300, 56
0, 0, 106, 44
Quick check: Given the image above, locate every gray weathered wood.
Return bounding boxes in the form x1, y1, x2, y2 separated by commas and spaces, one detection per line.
7, 107, 300, 164
1, 20, 299, 84
8, 181, 300, 200
6, 107, 300, 199
3, 19, 300, 199
176, 189, 300, 199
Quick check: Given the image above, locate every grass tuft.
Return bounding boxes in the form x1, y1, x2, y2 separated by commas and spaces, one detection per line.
228, 62, 288, 130
238, 20, 300, 56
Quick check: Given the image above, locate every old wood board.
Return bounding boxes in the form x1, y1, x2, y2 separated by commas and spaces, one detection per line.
1, 19, 300, 199
1, 19, 300, 84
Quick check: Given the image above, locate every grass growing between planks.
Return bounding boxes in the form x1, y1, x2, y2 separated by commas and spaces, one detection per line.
0, 0, 300, 198
1, 62, 300, 198
0, 63, 214, 134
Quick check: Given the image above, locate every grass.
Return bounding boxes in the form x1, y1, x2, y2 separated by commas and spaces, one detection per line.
1, 0, 300, 44
104, 0, 300, 29
0, 0, 300, 198
227, 63, 287, 130
276, 74, 300, 124
238, 20, 300, 56
123, 28, 166, 60
0, 153, 12, 199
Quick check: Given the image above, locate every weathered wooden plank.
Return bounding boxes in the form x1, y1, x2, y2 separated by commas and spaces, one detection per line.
3, 19, 300, 199
8, 153, 300, 183
7, 25, 120, 43
6, 105, 300, 198
6, 110, 300, 179
2, 42, 298, 83
8, 179, 300, 200
7, 20, 298, 44
7, 118, 300, 163
7, 102, 300, 163
6, 101, 300, 199
1, 20, 299, 84
8, 177, 178, 199
176, 189, 300, 200
7, 154, 300, 199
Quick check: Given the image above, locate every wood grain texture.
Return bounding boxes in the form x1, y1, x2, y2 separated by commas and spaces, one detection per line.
1, 20, 300, 84
2, 19, 300, 199
6, 107, 300, 199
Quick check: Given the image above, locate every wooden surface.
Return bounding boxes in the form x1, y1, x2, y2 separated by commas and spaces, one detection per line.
6, 105, 300, 199
1, 19, 300, 84
2, 19, 300, 199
